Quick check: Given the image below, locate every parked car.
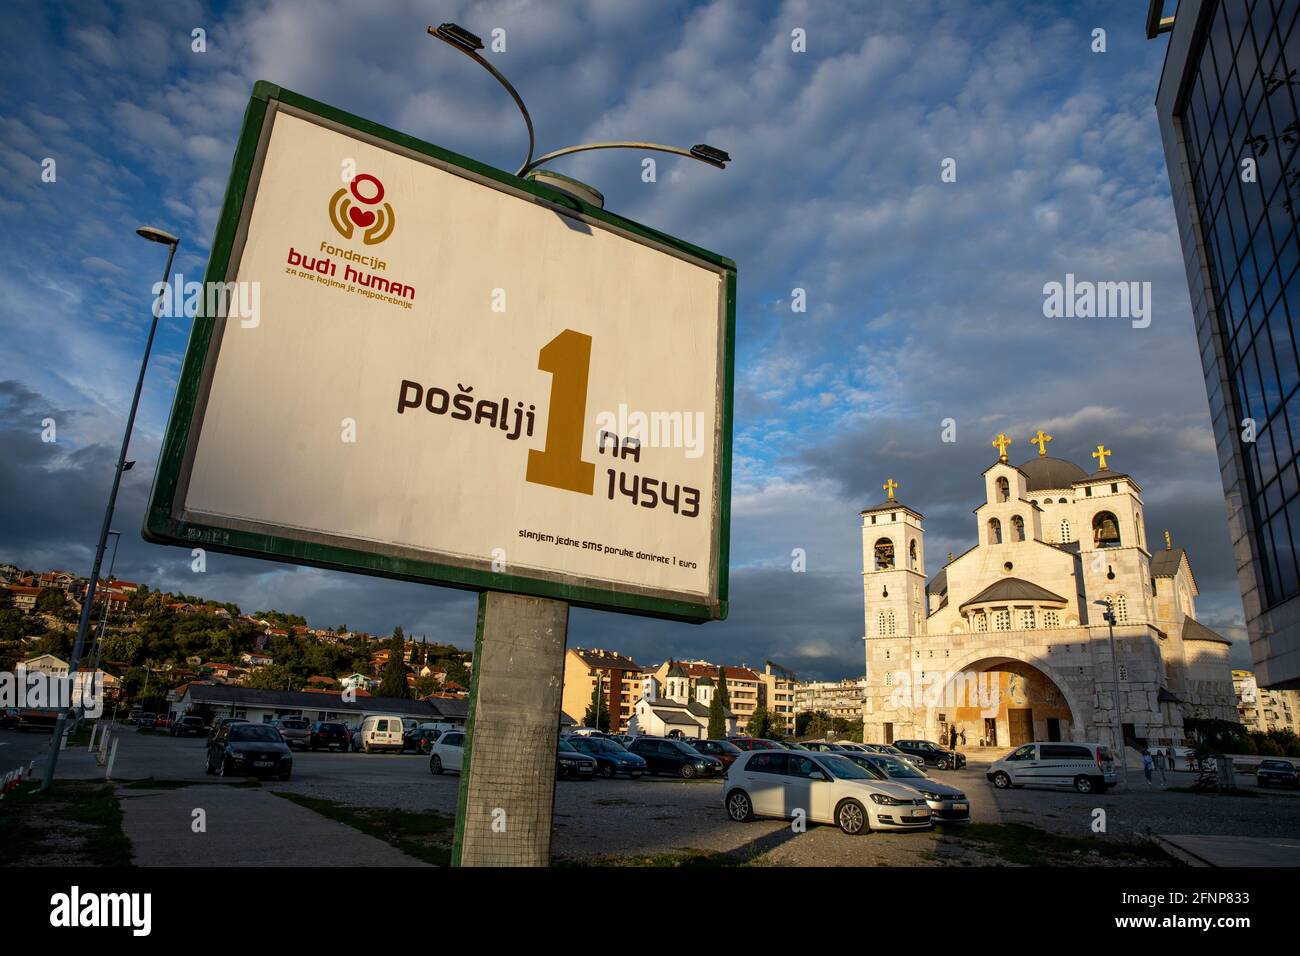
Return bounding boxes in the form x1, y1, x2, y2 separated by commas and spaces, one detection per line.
170, 716, 207, 737
800, 740, 849, 753
723, 750, 932, 834
429, 729, 466, 774
208, 716, 247, 738
567, 726, 607, 737
273, 716, 311, 750
892, 739, 966, 770
306, 721, 352, 752
136, 712, 157, 729
840, 751, 970, 822
557, 738, 597, 779
403, 723, 449, 754
626, 737, 723, 778
127, 707, 142, 725
353, 715, 404, 753
154, 716, 173, 731
687, 738, 743, 768
1257, 758, 1299, 788
608, 734, 636, 746
727, 737, 784, 751
986, 741, 1116, 794
567, 735, 647, 777
862, 743, 926, 767
2, 707, 20, 729
205, 722, 293, 780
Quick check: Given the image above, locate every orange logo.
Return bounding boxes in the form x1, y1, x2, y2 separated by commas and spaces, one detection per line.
329, 173, 395, 245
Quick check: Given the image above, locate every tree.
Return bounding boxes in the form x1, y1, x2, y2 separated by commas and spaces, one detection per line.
707, 667, 728, 739
583, 676, 610, 732
377, 628, 411, 698
746, 706, 782, 740
34, 587, 68, 615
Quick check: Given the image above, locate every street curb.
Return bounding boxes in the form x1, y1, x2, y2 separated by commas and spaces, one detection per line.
1149, 834, 1213, 867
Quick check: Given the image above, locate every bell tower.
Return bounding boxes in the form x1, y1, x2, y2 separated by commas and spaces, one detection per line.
862, 479, 927, 641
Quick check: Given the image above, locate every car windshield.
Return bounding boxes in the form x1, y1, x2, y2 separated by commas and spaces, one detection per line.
321, 723, 345, 732
588, 738, 627, 753
708, 739, 742, 754
872, 756, 925, 778
818, 755, 875, 780
673, 741, 701, 754
281, 719, 307, 728
231, 725, 283, 743
558, 739, 578, 753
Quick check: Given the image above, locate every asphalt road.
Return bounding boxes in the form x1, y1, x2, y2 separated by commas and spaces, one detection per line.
47, 729, 1300, 866
0, 727, 54, 780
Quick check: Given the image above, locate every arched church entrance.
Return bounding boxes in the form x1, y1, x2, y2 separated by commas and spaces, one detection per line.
936, 654, 1080, 749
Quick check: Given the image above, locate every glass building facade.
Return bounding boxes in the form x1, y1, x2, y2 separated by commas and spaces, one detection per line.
1156, 0, 1300, 687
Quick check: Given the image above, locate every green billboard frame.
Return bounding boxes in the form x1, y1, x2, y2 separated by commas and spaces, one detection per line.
144, 82, 735, 623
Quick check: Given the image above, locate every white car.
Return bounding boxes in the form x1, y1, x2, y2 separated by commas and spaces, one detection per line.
428, 729, 466, 774
352, 715, 404, 754
986, 741, 1117, 793
723, 750, 932, 834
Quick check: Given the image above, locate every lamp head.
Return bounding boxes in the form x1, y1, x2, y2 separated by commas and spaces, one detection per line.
136, 226, 179, 246
431, 22, 484, 52
689, 144, 731, 168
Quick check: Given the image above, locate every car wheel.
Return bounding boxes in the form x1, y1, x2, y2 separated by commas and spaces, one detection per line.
991, 771, 1011, 789
835, 798, 869, 835
430, 754, 443, 775
726, 789, 754, 822
1074, 775, 1094, 794
680, 763, 696, 779
936, 757, 949, 770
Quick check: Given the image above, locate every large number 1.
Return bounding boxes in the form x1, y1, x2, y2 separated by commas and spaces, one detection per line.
526, 329, 595, 495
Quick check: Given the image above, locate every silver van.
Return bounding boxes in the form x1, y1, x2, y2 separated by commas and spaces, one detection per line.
986, 741, 1117, 794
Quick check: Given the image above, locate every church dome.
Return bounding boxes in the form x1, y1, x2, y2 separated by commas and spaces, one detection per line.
1018, 456, 1088, 491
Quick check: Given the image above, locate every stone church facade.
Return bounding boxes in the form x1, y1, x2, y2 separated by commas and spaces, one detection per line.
861, 435, 1238, 750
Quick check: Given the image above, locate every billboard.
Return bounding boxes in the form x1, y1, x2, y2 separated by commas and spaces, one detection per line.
146, 83, 735, 622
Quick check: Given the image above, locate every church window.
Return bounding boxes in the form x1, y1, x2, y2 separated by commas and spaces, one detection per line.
1011, 515, 1026, 541
974, 612, 988, 632
909, 539, 918, 570
1060, 518, 1072, 543
874, 537, 895, 570
1115, 593, 1129, 624
1030, 499, 1038, 506
988, 518, 1002, 544
1118, 664, 1129, 682
885, 671, 894, 686
996, 476, 1010, 502
878, 610, 896, 636
1020, 608, 1036, 629
1092, 511, 1121, 548
1136, 517, 1144, 547
1111, 482, 1118, 494
1044, 610, 1060, 628
1058, 497, 1068, 504
993, 609, 1012, 631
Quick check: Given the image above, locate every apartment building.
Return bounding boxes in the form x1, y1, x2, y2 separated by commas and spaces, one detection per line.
1234, 669, 1300, 735
561, 647, 646, 733
652, 660, 763, 728
795, 677, 869, 720
759, 661, 798, 735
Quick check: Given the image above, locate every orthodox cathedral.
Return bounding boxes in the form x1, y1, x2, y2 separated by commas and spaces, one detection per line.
860, 431, 1238, 750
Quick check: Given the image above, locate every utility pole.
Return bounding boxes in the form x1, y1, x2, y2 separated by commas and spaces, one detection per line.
1095, 598, 1128, 786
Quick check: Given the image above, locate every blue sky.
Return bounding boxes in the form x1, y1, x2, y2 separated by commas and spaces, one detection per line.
0, 0, 1251, 679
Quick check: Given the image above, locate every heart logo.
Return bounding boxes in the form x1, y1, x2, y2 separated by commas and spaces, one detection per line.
349, 206, 376, 228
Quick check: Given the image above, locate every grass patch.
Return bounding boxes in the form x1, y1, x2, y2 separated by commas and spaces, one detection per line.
557, 849, 760, 867
1167, 786, 1257, 798
950, 823, 1175, 866
273, 792, 453, 866
0, 780, 132, 866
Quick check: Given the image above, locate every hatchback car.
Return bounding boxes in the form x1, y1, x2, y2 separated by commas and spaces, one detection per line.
1257, 758, 1299, 788
429, 730, 466, 774
687, 738, 743, 768
206, 722, 293, 779
273, 716, 311, 750
170, 716, 207, 737
893, 739, 966, 770
800, 740, 849, 753
557, 738, 598, 779
307, 721, 352, 752
727, 737, 784, 751
567, 735, 647, 777
627, 737, 724, 778
723, 750, 931, 834
840, 751, 970, 822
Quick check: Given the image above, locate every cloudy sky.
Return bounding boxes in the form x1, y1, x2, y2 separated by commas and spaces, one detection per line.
0, 0, 1251, 678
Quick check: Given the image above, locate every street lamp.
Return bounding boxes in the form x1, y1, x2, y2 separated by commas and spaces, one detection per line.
427, 22, 730, 180
1093, 598, 1128, 786
41, 226, 179, 791
74, 529, 120, 729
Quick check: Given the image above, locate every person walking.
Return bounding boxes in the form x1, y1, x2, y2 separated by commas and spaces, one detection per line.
949, 724, 958, 751
1154, 749, 1167, 787
1141, 749, 1154, 785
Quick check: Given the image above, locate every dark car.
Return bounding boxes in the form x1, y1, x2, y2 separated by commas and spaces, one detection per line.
727, 737, 784, 751
206, 722, 293, 779
557, 738, 597, 780
567, 735, 647, 777
841, 751, 970, 822
136, 712, 157, 729
1, 707, 19, 729
273, 716, 311, 750
627, 737, 723, 779
892, 739, 966, 770
308, 721, 352, 752
688, 738, 743, 768
208, 716, 248, 738
1257, 758, 1299, 788
170, 716, 207, 737
402, 724, 446, 754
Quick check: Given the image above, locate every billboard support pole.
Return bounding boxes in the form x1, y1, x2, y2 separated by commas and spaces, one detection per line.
452, 591, 569, 866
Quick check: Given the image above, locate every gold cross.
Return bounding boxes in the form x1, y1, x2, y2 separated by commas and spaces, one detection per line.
1092, 444, 1112, 471
883, 478, 898, 502
1031, 429, 1053, 458
992, 433, 1012, 461
1164, 530, 1172, 550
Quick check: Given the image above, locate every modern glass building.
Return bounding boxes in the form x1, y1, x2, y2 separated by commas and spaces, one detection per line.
1153, 0, 1300, 688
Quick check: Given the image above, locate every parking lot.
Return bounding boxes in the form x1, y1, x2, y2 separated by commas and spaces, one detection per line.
28, 726, 1300, 866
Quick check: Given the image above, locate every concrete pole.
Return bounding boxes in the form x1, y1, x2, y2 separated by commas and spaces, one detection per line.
452, 591, 568, 866
1103, 599, 1128, 786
